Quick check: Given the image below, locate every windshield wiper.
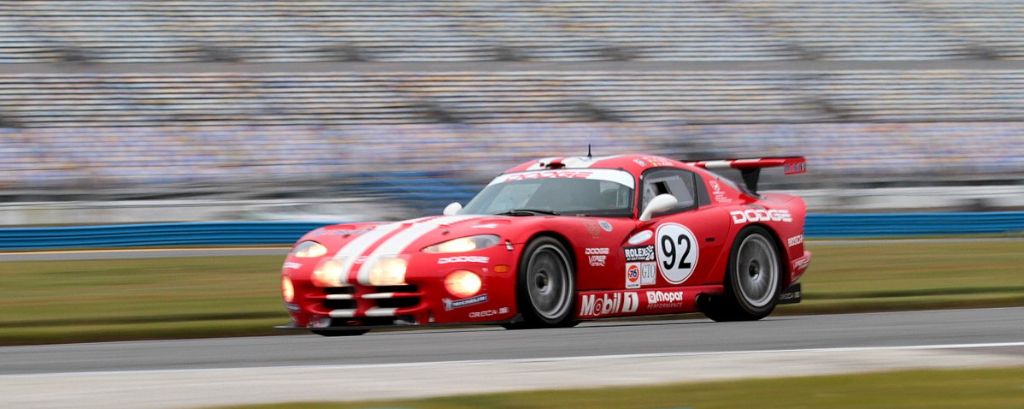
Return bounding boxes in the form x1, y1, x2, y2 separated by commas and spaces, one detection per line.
494, 209, 560, 216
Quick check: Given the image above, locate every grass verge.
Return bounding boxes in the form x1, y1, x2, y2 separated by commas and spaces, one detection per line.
1, 239, 1022, 345
213, 367, 1024, 409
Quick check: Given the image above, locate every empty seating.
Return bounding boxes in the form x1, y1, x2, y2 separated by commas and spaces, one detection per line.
1, 123, 1021, 192
0, 1, 1019, 63
1, 71, 1023, 127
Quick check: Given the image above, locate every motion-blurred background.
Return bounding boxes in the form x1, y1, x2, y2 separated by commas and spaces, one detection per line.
1, 0, 1023, 228
2, 5, 1023, 408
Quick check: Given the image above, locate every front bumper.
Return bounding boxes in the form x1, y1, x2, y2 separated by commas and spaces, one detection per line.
282, 249, 519, 330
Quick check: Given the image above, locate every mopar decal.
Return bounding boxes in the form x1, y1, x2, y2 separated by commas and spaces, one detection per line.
645, 290, 684, 310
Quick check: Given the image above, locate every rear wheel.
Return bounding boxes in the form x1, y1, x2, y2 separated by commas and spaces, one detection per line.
702, 226, 782, 322
504, 237, 577, 329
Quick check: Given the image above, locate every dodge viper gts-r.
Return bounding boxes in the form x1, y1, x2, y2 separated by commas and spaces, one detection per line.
279, 154, 810, 335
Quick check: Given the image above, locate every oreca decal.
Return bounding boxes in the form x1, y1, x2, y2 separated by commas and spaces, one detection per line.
654, 223, 699, 284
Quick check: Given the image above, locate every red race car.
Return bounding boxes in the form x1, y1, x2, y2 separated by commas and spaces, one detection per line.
279, 154, 810, 336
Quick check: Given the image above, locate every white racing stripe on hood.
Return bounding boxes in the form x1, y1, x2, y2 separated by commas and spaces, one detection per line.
356, 215, 478, 284
329, 222, 404, 284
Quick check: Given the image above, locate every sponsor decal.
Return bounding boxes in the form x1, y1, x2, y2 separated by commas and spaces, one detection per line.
626, 262, 657, 288
641, 156, 672, 167
709, 179, 732, 204
626, 264, 641, 289
627, 230, 653, 245
503, 170, 594, 182
586, 248, 609, 266
283, 261, 303, 270
438, 256, 490, 264
645, 290, 685, 310
633, 159, 647, 167
646, 290, 684, 305
469, 307, 509, 318
584, 222, 602, 238
598, 220, 613, 232
639, 262, 657, 285
624, 245, 656, 262
655, 223, 699, 284
494, 168, 635, 189
730, 209, 793, 224
579, 292, 639, 317
788, 234, 804, 247
443, 294, 488, 311
793, 255, 811, 271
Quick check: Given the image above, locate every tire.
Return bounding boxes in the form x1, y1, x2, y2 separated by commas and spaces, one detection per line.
702, 226, 783, 322
311, 329, 370, 337
505, 236, 577, 328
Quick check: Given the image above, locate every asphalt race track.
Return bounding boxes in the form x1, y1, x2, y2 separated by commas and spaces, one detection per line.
3, 307, 1023, 374
2, 308, 1023, 408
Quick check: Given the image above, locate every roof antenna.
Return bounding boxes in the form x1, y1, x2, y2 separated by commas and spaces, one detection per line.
587, 144, 593, 159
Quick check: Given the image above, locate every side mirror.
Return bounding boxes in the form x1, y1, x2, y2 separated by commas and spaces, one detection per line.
639, 194, 678, 222
443, 202, 463, 216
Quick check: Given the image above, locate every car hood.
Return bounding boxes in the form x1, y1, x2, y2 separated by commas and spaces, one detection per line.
298, 215, 537, 257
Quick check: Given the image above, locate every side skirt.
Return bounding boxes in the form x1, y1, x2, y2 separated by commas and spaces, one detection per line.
574, 285, 725, 320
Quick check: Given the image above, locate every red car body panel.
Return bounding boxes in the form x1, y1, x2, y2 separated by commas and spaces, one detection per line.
280, 154, 811, 330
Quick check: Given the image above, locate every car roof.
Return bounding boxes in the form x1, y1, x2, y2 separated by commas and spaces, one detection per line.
503, 154, 691, 176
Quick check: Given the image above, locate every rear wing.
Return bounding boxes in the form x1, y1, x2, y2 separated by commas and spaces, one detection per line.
688, 157, 806, 195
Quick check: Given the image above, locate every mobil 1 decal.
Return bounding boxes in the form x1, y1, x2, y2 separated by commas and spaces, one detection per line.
654, 223, 699, 284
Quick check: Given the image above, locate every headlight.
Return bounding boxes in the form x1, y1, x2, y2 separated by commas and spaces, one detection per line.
444, 270, 482, 298
367, 256, 408, 286
291, 241, 328, 258
281, 276, 295, 302
422, 235, 500, 254
312, 259, 345, 287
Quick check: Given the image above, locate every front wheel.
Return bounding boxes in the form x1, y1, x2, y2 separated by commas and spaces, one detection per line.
702, 226, 782, 322
505, 237, 577, 329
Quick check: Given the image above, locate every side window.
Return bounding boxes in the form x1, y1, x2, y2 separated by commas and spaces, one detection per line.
641, 168, 698, 213
694, 173, 711, 207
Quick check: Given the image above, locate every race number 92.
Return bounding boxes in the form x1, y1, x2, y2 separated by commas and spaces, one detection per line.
655, 223, 699, 284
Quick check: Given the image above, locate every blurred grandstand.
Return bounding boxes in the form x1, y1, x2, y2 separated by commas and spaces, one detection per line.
1, 1, 1022, 224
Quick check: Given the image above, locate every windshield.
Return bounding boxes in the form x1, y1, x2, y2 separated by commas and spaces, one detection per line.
461, 169, 635, 217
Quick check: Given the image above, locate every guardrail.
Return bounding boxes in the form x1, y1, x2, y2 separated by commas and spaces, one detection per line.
1, 212, 1022, 250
